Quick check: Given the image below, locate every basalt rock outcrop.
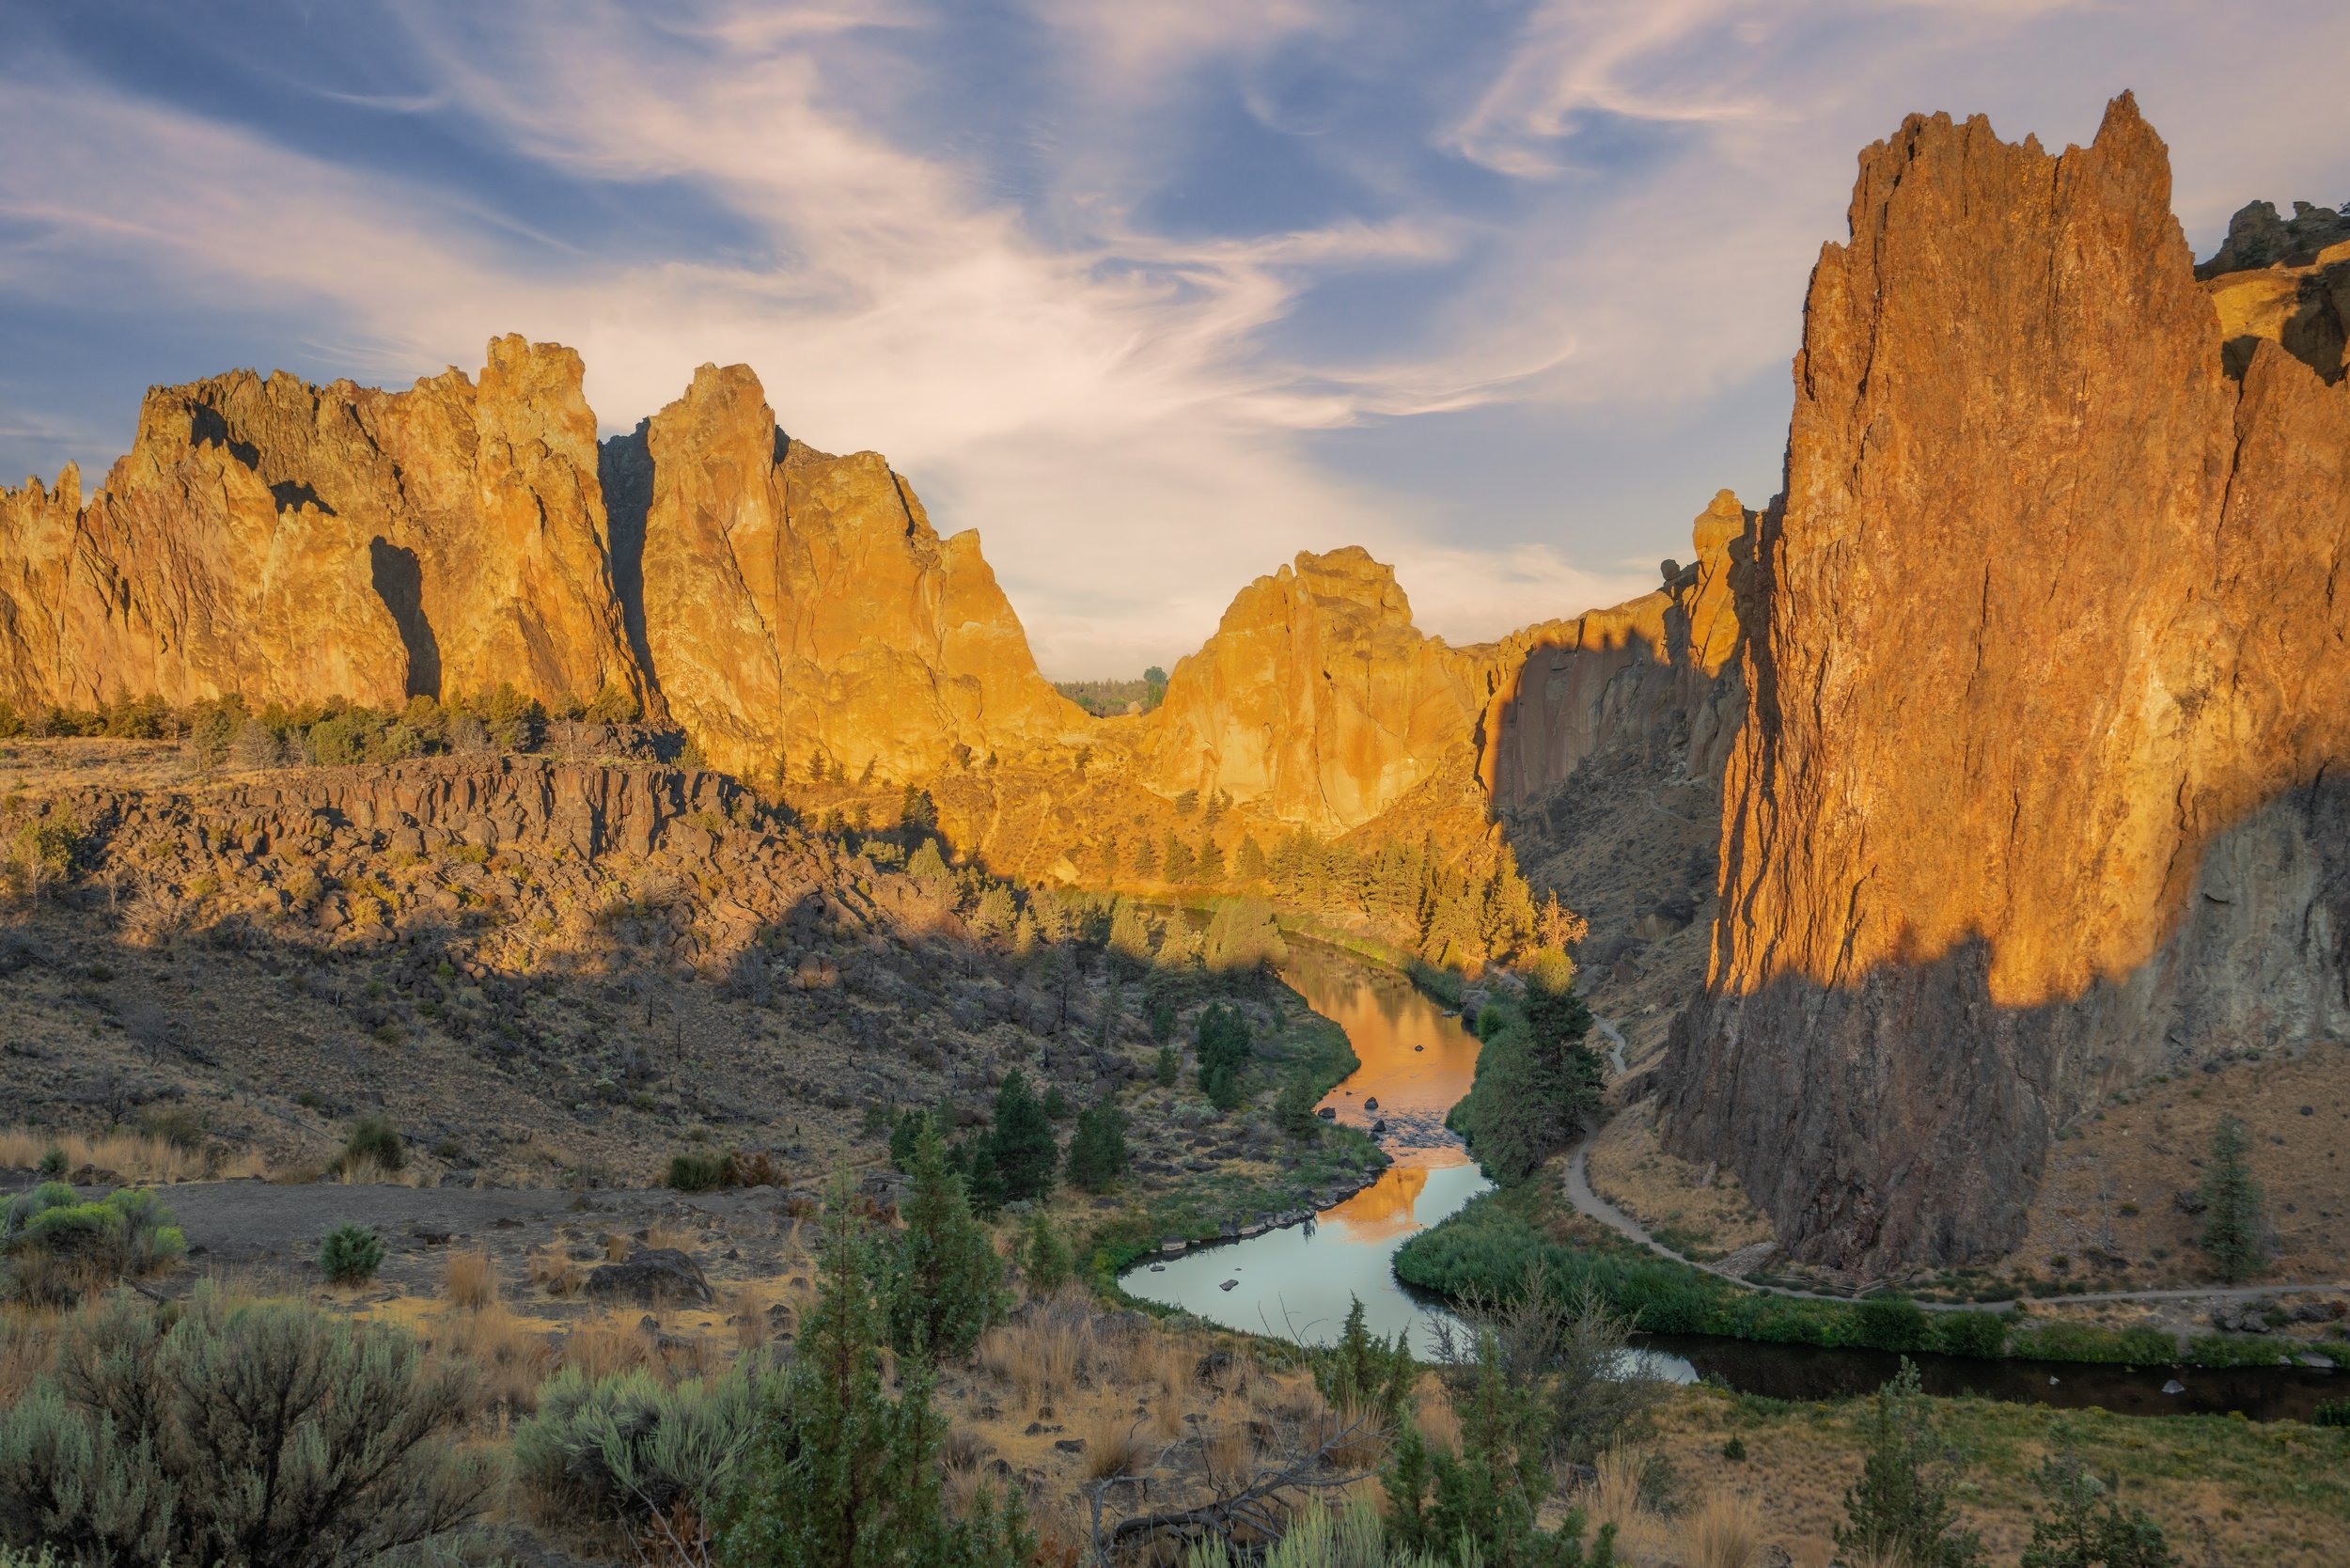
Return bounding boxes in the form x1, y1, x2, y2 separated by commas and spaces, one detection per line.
0, 336, 643, 713
605, 362, 1086, 782
1663, 95, 2350, 1272
1138, 547, 1489, 832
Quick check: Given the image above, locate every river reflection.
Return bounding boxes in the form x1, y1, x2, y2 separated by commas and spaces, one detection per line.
1121, 942, 1496, 1352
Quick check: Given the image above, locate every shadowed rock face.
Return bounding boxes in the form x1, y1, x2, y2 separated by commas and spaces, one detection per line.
1663, 94, 2350, 1272
1480, 490, 1750, 812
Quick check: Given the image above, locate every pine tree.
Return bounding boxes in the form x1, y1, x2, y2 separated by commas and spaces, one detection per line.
1163, 833, 1197, 883
1154, 1041, 1180, 1088
1833, 1359, 1984, 1568
1132, 835, 1160, 878
888, 1108, 927, 1171
720, 1184, 1032, 1568
1108, 899, 1155, 966
1064, 1100, 1129, 1192
1237, 835, 1268, 879
886, 1121, 1005, 1363
964, 1141, 1006, 1217
1315, 1297, 1414, 1420
2199, 1114, 2267, 1283
1196, 836, 1226, 883
986, 1069, 1058, 1204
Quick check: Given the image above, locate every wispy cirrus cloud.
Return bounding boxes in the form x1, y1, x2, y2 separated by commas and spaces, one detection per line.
1, 0, 2346, 673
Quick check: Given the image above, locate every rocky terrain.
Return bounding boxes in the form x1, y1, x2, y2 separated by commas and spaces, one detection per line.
1663, 93, 2350, 1272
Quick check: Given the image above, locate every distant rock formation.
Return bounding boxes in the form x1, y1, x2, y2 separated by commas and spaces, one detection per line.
1138, 547, 1488, 831
606, 361, 1085, 783
2199, 200, 2350, 383
1663, 94, 2350, 1271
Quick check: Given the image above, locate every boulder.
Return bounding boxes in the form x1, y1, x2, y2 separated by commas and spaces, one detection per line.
584, 1247, 713, 1307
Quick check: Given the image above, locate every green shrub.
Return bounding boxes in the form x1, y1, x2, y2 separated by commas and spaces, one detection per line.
35, 1147, 67, 1180
666, 1150, 733, 1193
512, 1365, 759, 1520
2313, 1398, 2350, 1429
2013, 1321, 2179, 1366
319, 1223, 388, 1286
2186, 1333, 2286, 1368
343, 1114, 404, 1173
0, 1286, 490, 1568
1931, 1310, 2009, 1359
3, 1184, 184, 1301
1855, 1295, 1933, 1354
1721, 1435, 1747, 1462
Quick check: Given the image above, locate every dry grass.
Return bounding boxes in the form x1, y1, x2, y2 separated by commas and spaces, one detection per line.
1583, 1444, 1675, 1564
212, 1148, 272, 1180
1678, 1490, 1763, 1568
1202, 1419, 1250, 1483
725, 1284, 769, 1351
976, 1300, 1094, 1409
435, 1303, 554, 1416
1412, 1380, 1462, 1458
560, 1309, 658, 1383
337, 1152, 403, 1186
527, 1245, 583, 1298
603, 1232, 631, 1262
644, 1222, 696, 1253
0, 1127, 208, 1184
1079, 1411, 1154, 1482
444, 1248, 498, 1310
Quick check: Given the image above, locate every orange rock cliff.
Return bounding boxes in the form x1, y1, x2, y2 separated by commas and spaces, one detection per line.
1662, 94, 2350, 1272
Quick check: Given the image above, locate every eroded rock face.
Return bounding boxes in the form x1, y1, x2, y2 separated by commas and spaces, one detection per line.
619, 362, 1087, 782
1480, 491, 1748, 810
1139, 547, 1487, 831
1663, 95, 2350, 1271
0, 337, 644, 713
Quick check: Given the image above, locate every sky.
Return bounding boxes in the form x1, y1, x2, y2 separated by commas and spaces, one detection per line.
3, 2, 2346, 677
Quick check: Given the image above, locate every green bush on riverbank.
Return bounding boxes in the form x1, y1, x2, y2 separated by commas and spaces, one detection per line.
1394, 1185, 2310, 1371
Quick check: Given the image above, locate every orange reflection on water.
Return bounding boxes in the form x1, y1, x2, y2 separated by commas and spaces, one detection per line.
1281, 942, 1484, 1175
1320, 1165, 1431, 1244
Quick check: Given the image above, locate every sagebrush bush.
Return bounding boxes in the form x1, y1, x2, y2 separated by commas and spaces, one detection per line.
2, 1184, 185, 1303
320, 1222, 387, 1286
511, 1364, 760, 1520
0, 1286, 490, 1568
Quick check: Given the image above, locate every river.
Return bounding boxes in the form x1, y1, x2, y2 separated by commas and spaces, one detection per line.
1119, 942, 2342, 1420
1120, 940, 1498, 1354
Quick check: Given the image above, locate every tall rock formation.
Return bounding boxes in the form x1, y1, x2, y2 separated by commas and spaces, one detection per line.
609, 362, 1086, 782
1480, 490, 1748, 810
1663, 95, 2350, 1271
0, 337, 644, 712
1138, 547, 1486, 833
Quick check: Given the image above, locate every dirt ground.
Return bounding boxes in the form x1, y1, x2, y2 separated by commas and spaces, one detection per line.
2011, 1043, 2350, 1291
1584, 1100, 1773, 1263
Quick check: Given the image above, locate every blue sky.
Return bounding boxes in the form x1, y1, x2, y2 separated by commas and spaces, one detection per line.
4, 1, 2346, 675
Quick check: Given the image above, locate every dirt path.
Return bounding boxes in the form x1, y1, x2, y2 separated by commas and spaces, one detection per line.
1567, 1016, 2346, 1316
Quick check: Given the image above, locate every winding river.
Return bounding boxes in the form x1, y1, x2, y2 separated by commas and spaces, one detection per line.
1120, 943, 2342, 1420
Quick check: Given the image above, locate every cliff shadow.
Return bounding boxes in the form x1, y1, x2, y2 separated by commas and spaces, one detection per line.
1662, 767, 2350, 1273
368, 538, 441, 700
598, 425, 661, 708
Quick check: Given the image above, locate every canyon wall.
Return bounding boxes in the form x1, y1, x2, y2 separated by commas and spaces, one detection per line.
605, 362, 1086, 783
1662, 95, 2350, 1272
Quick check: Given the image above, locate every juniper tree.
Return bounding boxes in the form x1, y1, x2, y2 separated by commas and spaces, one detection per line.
2019, 1447, 2177, 1568
720, 1184, 1029, 1568
885, 1121, 1005, 1363
1063, 1100, 1129, 1192
2199, 1114, 2267, 1283
986, 1069, 1058, 1204
1833, 1359, 1983, 1568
